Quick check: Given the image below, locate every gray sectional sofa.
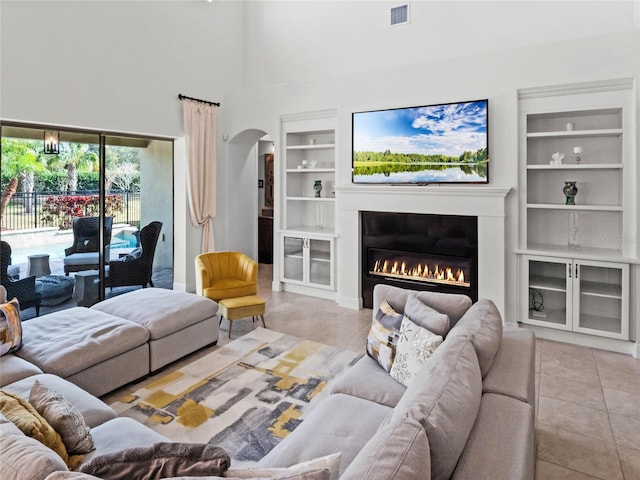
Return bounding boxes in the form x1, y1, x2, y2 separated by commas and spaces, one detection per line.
257, 284, 536, 480
0, 284, 535, 480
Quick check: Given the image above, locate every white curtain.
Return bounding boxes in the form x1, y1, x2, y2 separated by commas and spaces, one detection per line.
183, 99, 217, 253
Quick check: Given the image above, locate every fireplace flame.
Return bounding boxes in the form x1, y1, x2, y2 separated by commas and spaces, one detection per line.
370, 258, 469, 287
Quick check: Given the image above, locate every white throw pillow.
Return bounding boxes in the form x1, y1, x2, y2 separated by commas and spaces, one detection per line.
390, 316, 443, 387
225, 452, 341, 480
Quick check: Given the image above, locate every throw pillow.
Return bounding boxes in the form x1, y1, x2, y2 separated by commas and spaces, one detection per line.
29, 380, 94, 455
75, 237, 98, 253
224, 452, 340, 480
404, 294, 450, 337
0, 390, 78, 468
79, 442, 230, 480
0, 298, 23, 356
366, 300, 403, 372
390, 316, 443, 387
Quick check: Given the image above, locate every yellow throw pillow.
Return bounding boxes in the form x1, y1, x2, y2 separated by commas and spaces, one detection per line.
0, 389, 82, 468
0, 298, 23, 356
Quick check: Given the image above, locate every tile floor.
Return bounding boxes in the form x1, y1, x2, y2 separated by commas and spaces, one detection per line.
102, 264, 640, 480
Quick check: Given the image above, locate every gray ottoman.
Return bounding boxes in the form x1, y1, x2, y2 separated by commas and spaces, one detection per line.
91, 288, 219, 371
37, 275, 75, 306
16, 307, 150, 397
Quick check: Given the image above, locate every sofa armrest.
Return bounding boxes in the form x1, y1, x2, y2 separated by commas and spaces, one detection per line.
482, 329, 536, 406
452, 393, 535, 480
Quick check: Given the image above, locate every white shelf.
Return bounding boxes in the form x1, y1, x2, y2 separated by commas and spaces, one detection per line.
526, 203, 622, 212
286, 196, 335, 202
310, 251, 331, 262
577, 314, 622, 334
527, 164, 623, 170
526, 309, 568, 327
527, 128, 623, 139
281, 226, 337, 237
517, 244, 635, 263
286, 143, 335, 150
286, 168, 335, 173
580, 281, 622, 299
529, 274, 566, 292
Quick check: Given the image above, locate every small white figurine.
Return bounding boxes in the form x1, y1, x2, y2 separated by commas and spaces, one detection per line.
550, 152, 565, 165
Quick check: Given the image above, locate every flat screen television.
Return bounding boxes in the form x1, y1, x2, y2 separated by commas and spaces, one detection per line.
352, 99, 488, 184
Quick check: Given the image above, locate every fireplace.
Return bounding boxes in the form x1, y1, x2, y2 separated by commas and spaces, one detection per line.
361, 211, 478, 308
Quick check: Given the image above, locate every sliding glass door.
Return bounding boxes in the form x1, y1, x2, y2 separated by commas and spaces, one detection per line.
1, 123, 173, 317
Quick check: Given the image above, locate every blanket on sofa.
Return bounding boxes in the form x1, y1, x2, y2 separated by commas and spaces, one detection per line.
109, 328, 362, 467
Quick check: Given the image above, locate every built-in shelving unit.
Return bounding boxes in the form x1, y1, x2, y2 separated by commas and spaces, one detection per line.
279, 110, 337, 297
517, 80, 637, 351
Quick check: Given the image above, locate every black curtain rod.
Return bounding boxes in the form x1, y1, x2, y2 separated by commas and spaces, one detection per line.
178, 93, 220, 107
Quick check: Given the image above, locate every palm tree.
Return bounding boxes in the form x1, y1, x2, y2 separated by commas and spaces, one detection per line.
0, 138, 45, 216
60, 143, 98, 193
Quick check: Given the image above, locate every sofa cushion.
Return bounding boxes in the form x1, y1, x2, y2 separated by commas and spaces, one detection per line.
330, 355, 406, 408
341, 416, 431, 480
390, 316, 443, 387
80, 442, 230, 480
0, 389, 75, 467
0, 419, 69, 480
258, 393, 392, 476
446, 299, 503, 378
0, 354, 43, 387
29, 380, 94, 455
3, 374, 117, 428
404, 295, 450, 337
91, 288, 218, 339
392, 336, 482, 480
372, 285, 472, 327
482, 328, 536, 406
81, 417, 170, 463
451, 393, 535, 480
16, 307, 149, 378
366, 300, 403, 372
0, 298, 23, 356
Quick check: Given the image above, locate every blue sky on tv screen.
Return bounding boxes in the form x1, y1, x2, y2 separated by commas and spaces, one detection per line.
353, 100, 487, 157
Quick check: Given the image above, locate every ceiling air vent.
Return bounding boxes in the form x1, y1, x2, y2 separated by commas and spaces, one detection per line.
390, 4, 409, 26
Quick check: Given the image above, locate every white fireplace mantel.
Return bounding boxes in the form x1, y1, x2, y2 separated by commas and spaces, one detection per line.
335, 185, 513, 317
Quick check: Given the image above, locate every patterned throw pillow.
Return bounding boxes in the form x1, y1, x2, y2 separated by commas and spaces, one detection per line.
30, 380, 95, 455
366, 300, 403, 372
390, 316, 443, 387
0, 389, 78, 468
0, 298, 22, 356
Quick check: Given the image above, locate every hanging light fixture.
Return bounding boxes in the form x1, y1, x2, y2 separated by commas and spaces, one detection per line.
44, 130, 60, 154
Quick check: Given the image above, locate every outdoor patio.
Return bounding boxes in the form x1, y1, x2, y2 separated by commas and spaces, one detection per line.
3, 225, 173, 320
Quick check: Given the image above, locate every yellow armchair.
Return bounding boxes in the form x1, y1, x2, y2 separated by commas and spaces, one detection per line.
195, 251, 258, 302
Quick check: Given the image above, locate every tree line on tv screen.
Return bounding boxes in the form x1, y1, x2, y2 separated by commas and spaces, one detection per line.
353, 147, 488, 177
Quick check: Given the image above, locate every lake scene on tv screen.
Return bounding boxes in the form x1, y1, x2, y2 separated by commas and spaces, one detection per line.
352, 100, 488, 184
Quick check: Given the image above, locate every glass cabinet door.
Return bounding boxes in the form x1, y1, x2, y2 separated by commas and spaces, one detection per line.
522, 256, 572, 330
308, 238, 332, 287
282, 235, 304, 283
574, 261, 628, 340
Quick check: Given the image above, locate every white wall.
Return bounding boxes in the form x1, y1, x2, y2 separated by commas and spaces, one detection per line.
243, 1, 638, 89
0, 0, 244, 137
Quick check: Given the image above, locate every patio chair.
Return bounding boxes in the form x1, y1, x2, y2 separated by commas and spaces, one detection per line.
63, 216, 113, 275
1, 241, 41, 316
106, 221, 162, 289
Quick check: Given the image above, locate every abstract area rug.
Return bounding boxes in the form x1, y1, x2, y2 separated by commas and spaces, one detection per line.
110, 328, 362, 467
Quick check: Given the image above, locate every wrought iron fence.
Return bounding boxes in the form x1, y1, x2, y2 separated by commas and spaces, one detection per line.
1, 191, 141, 231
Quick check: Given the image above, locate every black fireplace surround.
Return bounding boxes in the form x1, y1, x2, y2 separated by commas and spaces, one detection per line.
361, 211, 478, 309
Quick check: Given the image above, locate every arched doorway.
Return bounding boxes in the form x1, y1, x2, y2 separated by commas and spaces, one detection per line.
225, 129, 275, 283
